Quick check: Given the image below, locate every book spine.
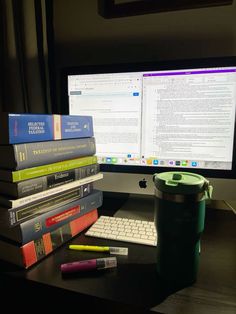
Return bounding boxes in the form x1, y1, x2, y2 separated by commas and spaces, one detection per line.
0, 137, 96, 170
23, 209, 98, 268
7, 182, 93, 227
3, 114, 94, 144
0, 209, 98, 268
19, 189, 102, 244
0, 173, 103, 208
0, 155, 98, 182
0, 164, 100, 198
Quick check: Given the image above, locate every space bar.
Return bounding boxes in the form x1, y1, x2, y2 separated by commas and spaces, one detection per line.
86, 231, 156, 246
116, 235, 156, 246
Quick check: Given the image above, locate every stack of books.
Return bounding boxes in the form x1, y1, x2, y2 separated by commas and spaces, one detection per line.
0, 113, 103, 268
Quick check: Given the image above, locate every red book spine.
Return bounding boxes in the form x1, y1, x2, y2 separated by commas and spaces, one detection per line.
21, 209, 98, 268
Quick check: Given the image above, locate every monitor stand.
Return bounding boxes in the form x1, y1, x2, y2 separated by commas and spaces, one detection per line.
102, 192, 236, 223
108, 193, 155, 222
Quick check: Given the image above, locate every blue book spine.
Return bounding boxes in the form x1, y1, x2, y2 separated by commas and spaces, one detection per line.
0, 190, 103, 244
1, 113, 93, 144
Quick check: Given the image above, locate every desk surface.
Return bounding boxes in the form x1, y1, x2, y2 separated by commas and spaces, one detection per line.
0, 206, 235, 314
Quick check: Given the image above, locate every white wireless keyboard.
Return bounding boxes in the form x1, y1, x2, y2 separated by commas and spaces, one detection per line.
85, 215, 157, 246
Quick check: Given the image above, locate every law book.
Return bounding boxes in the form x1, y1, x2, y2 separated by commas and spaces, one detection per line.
0, 113, 94, 144
0, 137, 96, 170
0, 163, 100, 198
0, 209, 98, 268
0, 182, 93, 227
0, 155, 97, 182
0, 189, 102, 244
0, 173, 103, 208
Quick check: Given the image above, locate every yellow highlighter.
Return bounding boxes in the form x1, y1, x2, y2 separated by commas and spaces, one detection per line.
69, 245, 128, 256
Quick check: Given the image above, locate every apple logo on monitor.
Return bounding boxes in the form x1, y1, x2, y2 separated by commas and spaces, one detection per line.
139, 178, 147, 189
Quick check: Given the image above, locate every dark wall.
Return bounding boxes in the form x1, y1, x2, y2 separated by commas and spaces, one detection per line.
53, 0, 236, 110
54, 0, 236, 67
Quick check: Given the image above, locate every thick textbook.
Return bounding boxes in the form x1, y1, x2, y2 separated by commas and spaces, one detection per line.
0, 189, 102, 244
0, 182, 93, 227
0, 163, 100, 198
0, 113, 93, 144
0, 155, 97, 182
0, 209, 98, 268
0, 172, 103, 208
0, 137, 96, 170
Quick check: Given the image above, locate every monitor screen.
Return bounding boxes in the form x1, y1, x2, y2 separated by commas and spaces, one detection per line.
62, 57, 236, 201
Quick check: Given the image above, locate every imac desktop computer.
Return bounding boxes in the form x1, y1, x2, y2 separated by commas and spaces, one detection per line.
62, 57, 236, 219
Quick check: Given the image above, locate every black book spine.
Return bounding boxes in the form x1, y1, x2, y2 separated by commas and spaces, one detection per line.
7, 183, 93, 227
0, 164, 99, 198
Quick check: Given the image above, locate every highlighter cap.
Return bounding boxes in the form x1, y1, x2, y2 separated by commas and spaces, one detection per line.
96, 257, 117, 270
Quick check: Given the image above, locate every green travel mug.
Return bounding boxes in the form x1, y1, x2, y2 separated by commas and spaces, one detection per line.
153, 171, 212, 287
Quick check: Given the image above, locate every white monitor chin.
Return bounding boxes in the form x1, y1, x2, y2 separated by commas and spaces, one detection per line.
94, 172, 236, 202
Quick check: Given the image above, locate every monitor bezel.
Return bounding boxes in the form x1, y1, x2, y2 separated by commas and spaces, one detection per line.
61, 56, 236, 179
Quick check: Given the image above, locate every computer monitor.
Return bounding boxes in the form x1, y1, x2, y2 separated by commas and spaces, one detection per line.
62, 57, 236, 216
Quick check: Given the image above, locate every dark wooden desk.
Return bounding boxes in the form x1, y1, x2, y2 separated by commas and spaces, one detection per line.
0, 207, 235, 314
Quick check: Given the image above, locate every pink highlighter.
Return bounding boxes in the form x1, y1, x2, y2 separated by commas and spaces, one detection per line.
61, 257, 117, 274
